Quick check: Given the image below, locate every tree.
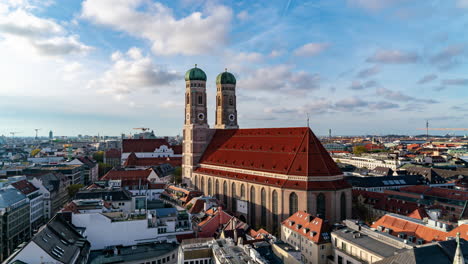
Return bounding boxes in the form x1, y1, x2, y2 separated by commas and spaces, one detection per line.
98, 162, 113, 178
93, 151, 105, 163
173, 167, 182, 184
353, 146, 367, 155
68, 184, 84, 198
30, 148, 41, 157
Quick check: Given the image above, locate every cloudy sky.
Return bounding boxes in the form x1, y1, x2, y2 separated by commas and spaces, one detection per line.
1, 0, 467, 137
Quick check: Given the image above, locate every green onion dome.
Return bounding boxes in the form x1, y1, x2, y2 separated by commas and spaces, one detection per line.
216, 70, 236, 85
185, 65, 207, 81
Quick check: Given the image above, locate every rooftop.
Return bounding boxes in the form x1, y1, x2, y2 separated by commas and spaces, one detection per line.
88, 242, 178, 264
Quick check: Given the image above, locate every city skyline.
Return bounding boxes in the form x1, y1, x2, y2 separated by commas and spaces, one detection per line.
1, 0, 468, 137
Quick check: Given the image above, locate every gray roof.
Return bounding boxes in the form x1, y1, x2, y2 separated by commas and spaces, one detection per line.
155, 208, 177, 218
345, 175, 424, 188
333, 228, 402, 258
88, 242, 178, 264
31, 214, 90, 264
0, 188, 27, 208
74, 189, 132, 201
375, 239, 468, 264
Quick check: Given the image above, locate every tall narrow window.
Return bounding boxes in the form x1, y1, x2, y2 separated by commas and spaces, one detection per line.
229, 96, 233, 106
194, 175, 198, 190
200, 177, 205, 194
217, 96, 220, 106
272, 190, 278, 232
231, 183, 237, 212
250, 186, 256, 227
198, 95, 203, 105
208, 178, 212, 196
186, 93, 189, 105
340, 192, 347, 220
289, 192, 298, 216
223, 181, 228, 206
215, 180, 219, 200
240, 184, 245, 199
317, 193, 326, 218
261, 188, 267, 227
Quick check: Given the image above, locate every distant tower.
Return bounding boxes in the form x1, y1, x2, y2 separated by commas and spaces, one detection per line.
182, 65, 211, 187
49, 130, 53, 140
426, 120, 429, 141
215, 69, 238, 129
329, 129, 332, 138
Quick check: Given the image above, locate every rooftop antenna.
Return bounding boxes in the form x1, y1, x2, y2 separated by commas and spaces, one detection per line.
426, 120, 429, 141
306, 113, 310, 128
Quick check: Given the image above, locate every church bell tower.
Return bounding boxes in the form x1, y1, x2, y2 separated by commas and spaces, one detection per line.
215, 69, 238, 129
182, 65, 210, 186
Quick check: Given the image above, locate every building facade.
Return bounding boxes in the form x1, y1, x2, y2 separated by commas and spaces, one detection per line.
182, 67, 352, 232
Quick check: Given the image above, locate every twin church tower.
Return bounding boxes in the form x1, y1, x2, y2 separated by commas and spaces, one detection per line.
182, 66, 238, 183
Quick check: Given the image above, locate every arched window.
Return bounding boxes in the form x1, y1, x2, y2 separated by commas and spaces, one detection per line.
250, 186, 256, 226
223, 181, 228, 206
215, 180, 219, 199
272, 190, 278, 232
289, 192, 298, 216
200, 177, 205, 194
194, 175, 198, 190
208, 178, 212, 196
340, 192, 347, 220
231, 183, 237, 212
240, 184, 245, 199
198, 95, 203, 105
261, 188, 267, 227
229, 96, 233, 106
317, 193, 326, 218
186, 93, 189, 105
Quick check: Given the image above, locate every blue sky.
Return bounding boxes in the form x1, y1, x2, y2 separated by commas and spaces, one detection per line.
0, 0, 467, 137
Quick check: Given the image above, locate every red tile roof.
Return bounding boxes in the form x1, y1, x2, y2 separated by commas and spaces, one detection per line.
399, 186, 468, 201
195, 167, 350, 191
371, 214, 468, 243
105, 148, 121, 158
199, 127, 342, 177
122, 138, 170, 153
11, 180, 38, 195
282, 211, 330, 244
407, 208, 429, 220
124, 152, 182, 167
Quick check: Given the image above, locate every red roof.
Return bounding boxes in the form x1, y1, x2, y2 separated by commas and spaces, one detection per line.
372, 214, 468, 243
124, 152, 181, 167
282, 211, 330, 244
122, 138, 170, 153
399, 186, 468, 201
172, 145, 182, 155
199, 127, 342, 177
105, 148, 121, 158
11, 180, 38, 195
407, 208, 429, 220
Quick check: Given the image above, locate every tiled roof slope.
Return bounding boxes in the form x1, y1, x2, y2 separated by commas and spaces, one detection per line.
199, 127, 342, 177
122, 138, 170, 153
282, 211, 330, 244
11, 180, 38, 195
124, 152, 182, 167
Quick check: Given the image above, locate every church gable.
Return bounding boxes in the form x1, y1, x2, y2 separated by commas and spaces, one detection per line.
198, 127, 342, 177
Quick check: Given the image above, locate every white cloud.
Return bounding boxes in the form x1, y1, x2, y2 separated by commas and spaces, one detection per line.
347, 0, 401, 10
457, 0, 468, 8
293, 42, 329, 57
81, 0, 232, 56
269, 50, 282, 58
367, 49, 420, 64
237, 10, 249, 21
240, 65, 320, 92
0, 8, 91, 57
88, 47, 181, 98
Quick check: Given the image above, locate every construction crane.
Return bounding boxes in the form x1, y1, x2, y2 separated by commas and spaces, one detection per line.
10, 131, 21, 138
133, 128, 150, 132
34, 128, 41, 139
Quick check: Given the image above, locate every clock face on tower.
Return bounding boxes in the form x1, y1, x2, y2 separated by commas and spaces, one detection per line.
198, 113, 205, 120
229, 114, 235, 121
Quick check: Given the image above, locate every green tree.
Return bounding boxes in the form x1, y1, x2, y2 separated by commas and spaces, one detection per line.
353, 146, 367, 155
93, 151, 105, 163
98, 162, 113, 178
30, 148, 41, 157
173, 167, 182, 184
68, 184, 84, 198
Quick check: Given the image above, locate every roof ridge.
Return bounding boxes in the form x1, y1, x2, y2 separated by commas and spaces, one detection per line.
285, 128, 309, 175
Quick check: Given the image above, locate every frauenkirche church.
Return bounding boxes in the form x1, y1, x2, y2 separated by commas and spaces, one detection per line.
182, 66, 351, 232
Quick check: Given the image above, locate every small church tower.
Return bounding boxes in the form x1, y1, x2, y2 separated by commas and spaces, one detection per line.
182, 65, 211, 186
215, 69, 238, 129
